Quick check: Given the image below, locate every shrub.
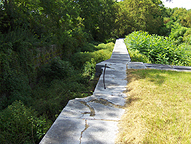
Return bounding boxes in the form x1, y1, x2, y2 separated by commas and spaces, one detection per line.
70, 51, 93, 69
83, 58, 96, 80
95, 42, 114, 51
169, 24, 188, 45
124, 31, 189, 66
39, 57, 74, 83
32, 78, 88, 121
92, 49, 112, 62
128, 49, 151, 63
183, 28, 191, 45
71, 42, 114, 69
0, 101, 50, 144
81, 43, 96, 52
0, 28, 38, 109
177, 44, 191, 66
0, 70, 32, 110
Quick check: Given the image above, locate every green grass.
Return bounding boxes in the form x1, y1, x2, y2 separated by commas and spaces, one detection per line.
116, 69, 191, 144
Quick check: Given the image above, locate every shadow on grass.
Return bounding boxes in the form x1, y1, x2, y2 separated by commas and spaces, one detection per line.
127, 69, 167, 86
126, 96, 142, 105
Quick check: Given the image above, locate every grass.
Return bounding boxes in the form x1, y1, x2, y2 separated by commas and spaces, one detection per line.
116, 69, 191, 144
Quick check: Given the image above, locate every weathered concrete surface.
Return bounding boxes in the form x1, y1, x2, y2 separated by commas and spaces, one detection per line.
127, 62, 146, 69
40, 38, 131, 144
81, 120, 119, 144
128, 62, 191, 72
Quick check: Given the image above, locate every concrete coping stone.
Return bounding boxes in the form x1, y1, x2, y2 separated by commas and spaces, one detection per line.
128, 62, 191, 72
173, 65, 191, 70
127, 62, 146, 69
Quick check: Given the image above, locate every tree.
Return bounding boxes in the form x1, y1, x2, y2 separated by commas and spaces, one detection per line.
78, 0, 116, 41
114, 0, 164, 37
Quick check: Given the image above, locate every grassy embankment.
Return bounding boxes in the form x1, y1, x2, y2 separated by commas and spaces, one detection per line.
116, 69, 191, 143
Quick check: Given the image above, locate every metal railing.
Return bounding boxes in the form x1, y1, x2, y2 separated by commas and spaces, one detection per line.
103, 64, 107, 89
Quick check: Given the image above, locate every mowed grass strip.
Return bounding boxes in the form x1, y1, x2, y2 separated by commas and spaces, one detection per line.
116, 69, 191, 144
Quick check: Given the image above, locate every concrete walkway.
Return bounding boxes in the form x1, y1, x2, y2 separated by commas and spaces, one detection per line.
40, 39, 131, 144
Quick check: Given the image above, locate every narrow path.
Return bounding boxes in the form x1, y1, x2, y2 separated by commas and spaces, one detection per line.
40, 38, 131, 144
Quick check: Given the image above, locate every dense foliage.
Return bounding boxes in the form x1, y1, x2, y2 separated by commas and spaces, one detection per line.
0, 101, 50, 144
1, 0, 191, 143
114, 0, 165, 37
124, 6, 191, 66
125, 31, 191, 65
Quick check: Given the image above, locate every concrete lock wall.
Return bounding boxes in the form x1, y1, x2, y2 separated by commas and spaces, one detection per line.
39, 38, 191, 144
40, 38, 131, 144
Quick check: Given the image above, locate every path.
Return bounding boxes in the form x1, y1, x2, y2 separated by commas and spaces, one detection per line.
40, 38, 131, 144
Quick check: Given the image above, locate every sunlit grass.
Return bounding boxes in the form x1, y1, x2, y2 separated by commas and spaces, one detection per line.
116, 69, 191, 144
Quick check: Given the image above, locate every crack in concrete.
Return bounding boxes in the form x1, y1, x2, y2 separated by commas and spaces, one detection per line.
80, 118, 119, 122
79, 98, 124, 118
89, 98, 124, 108
79, 119, 89, 144
79, 101, 95, 116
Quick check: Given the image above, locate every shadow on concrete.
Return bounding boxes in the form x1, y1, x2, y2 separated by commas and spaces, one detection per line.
81, 120, 118, 144
40, 118, 85, 144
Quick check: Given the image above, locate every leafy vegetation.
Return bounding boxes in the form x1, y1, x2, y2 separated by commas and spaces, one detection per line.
125, 31, 191, 66
114, 0, 164, 38
116, 69, 191, 143
1, 0, 191, 143
0, 101, 51, 144
0, 39, 114, 143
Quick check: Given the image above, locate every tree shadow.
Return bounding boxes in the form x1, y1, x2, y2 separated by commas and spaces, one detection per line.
126, 93, 142, 106
127, 69, 167, 86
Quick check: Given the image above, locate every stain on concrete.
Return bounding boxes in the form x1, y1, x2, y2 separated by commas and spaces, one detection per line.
79, 101, 95, 116
89, 98, 124, 109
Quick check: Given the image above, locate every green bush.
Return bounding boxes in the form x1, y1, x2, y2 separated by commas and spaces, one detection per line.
128, 49, 151, 63
70, 51, 93, 69
125, 31, 190, 66
169, 23, 188, 45
83, 58, 96, 80
32, 78, 88, 121
71, 42, 114, 69
92, 49, 112, 62
33, 57, 92, 120
81, 43, 96, 52
39, 57, 74, 83
95, 42, 114, 51
55, 28, 90, 58
0, 28, 38, 109
183, 28, 191, 45
0, 70, 32, 110
92, 42, 114, 62
0, 101, 50, 144
177, 44, 191, 66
